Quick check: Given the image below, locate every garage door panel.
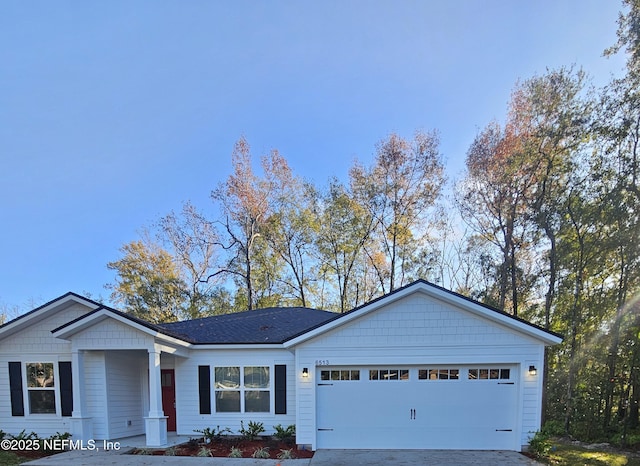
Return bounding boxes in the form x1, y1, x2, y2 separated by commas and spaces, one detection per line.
316, 366, 518, 450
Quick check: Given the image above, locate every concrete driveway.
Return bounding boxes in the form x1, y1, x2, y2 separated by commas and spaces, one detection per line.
310, 449, 543, 465
24, 448, 544, 466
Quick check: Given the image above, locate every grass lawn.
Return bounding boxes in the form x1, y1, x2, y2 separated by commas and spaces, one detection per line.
539, 441, 640, 466
0, 450, 29, 465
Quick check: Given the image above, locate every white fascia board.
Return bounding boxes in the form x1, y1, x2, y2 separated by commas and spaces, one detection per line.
52, 308, 192, 349
0, 293, 100, 340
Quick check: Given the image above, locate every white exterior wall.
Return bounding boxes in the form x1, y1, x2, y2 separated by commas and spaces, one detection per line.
84, 351, 108, 439
105, 351, 146, 438
175, 348, 296, 437
0, 303, 92, 437
294, 293, 546, 450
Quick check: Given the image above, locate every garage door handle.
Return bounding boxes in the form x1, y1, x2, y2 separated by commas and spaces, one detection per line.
498, 382, 514, 385
410, 408, 416, 420
496, 429, 513, 432
318, 428, 334, 431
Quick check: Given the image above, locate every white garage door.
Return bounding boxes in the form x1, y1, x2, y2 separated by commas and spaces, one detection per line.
316, 365, 518, 450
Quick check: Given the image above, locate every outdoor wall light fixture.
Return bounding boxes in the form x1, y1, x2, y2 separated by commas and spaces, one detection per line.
529, 365, 537, 376
302, 367, 309, 378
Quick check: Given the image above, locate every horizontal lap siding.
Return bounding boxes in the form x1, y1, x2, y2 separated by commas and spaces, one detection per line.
294, 293, 547, 450
0, 304, 92, 437
175, 349, 296, 437
85, 351, 108, 439
106, 351, 145, 439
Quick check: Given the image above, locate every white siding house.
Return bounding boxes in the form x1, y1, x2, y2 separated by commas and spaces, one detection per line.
0, 281, 561, 451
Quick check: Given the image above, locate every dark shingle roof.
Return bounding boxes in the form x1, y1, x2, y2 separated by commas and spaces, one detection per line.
159, 307, 337, 344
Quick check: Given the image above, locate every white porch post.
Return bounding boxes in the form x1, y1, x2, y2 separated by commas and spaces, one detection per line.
144, 346, 167, 446
70, 349, 93, 441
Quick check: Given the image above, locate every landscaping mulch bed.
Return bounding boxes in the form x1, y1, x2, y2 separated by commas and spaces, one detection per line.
133, 437, 314, 460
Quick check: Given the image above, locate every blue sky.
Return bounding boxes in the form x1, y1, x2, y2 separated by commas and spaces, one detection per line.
0, 1, 627, 311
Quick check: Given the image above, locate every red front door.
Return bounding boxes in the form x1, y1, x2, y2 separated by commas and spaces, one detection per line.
161, 369, 176, 431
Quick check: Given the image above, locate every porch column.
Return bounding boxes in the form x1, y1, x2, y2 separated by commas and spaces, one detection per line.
70, 350, 93, 441
144, 347, 167, 446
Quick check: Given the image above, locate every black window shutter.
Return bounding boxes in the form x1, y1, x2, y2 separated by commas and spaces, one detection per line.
58, 361, 73, 416
198, 365, 211, 414
275, 364, 287, 414
8, 362, 24, 416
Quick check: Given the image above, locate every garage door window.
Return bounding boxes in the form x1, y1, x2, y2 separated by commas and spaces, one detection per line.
320, 370, 360, 381
369, 369, 409, 380
418, 369, 459, 380
468, 368, 510, 380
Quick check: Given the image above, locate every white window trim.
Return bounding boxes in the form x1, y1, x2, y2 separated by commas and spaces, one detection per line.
213, 365, 273, 414
23, 359, 60, 417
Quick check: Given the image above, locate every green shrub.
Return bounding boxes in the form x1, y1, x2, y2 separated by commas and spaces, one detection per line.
164, 446, 178, 456
194, 426, 233, 443
273, 424, 296, 442
239, 420, 265, 441
528, 430, 552, 458
228, 446, 243, 458
541, 420, 564, 437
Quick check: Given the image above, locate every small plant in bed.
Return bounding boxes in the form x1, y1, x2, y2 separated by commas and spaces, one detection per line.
273, 424, 296, 445
239, 420, 265, 441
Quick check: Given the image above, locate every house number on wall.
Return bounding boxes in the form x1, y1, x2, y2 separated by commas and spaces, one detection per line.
315, 360, 330, 366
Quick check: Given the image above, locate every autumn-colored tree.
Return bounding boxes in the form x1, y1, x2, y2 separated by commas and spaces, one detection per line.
106, 238, 185, 323
263, 180, 319, 307
212, 137, 293, 310
314, 179, 376, 312
350, 131, 445, 294
159, 202, 228, 318
456, 118, 539, 316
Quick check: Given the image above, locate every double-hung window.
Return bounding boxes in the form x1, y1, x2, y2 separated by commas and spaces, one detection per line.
214, 366, 270, 413
26, 362, 56, 414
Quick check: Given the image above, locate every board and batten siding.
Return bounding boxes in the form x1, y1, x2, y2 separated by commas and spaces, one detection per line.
0, 302, 92, 437
294, 292, 547, 450
175, 348, 296, 437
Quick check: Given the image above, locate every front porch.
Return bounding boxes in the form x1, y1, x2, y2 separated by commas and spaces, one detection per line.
51, 308, 191, 448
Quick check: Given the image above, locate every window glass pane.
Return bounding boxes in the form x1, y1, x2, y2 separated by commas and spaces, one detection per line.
27, 363, 54, 388
500, 369, 510, 379
215, 391, 240, 412
245, 390, 270, 412
244, 367, 269, 388
479, 369, 489, 379
331, 370, 340, 381
450, 369, 459, 380
369, 370, 379, 380
438, 369, 449, 380
429, 369, 438, 380
29, 390, 56, 414
468, 369, 478, 380
320, 371, 330, 381
340, 370, 349, 380
490, 369, 500, 380
350, 370, 360, 380
215, 367, 240, 389
418, 369, 427, 380
388, 370, 398, 380
400, 370, 409, 380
